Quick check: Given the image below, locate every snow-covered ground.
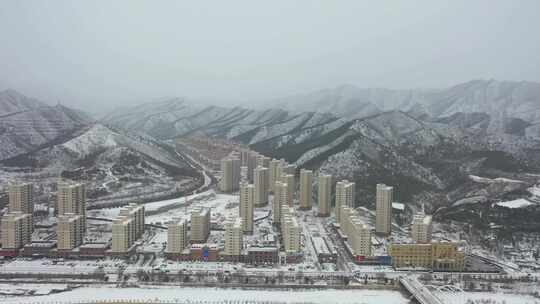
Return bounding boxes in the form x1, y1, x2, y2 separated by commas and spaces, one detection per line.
436, 291, 540, 304
495, 198, 535, 209
528, 186, 540, 197
1, 285, 408, 304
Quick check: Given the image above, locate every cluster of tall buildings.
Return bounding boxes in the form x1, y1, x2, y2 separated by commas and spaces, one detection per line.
1, 182, 89, 255
1, 183, 34, 254
0, 181, 150, 257
166, 207, 211, 252
218, 149, 459, 269
56, 182, 88, 251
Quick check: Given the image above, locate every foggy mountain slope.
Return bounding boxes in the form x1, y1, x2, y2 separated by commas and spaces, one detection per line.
101, 80, 540, 210
0, 90, 92, 161
1, 123, 198, 204
0, 89, 46, 116
102, 98, 335, 142
271, 80, 540, 138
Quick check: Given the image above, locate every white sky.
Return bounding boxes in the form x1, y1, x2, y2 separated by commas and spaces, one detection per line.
0, 1, 539, 110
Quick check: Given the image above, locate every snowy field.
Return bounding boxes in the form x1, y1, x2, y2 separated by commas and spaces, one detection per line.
495, 198, 535, 209
436, 291, 540, 304
1, 285, 408, 304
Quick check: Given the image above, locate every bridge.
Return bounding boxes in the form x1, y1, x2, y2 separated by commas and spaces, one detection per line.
399, 276, 445, 304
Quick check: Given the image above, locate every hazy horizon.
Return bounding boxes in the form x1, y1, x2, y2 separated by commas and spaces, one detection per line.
1, 1, 539, 112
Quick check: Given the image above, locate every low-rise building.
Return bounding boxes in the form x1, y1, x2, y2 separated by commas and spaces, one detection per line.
388, 242, 465, 271
246, 246, 278, 265
190, 243, 219, 261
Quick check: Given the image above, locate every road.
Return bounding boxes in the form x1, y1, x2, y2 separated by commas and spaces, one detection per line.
400, 276, 445, 304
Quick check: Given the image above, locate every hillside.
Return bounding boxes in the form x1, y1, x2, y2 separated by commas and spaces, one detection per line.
271, 80, 540, 138
0, 124, 200, 207
0, 90, 92, 161
102, 80, 540, 213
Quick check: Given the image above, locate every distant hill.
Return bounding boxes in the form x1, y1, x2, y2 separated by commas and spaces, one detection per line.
271, 80, 540, 138
0, 90, 92, 160
102, 80, 540, 214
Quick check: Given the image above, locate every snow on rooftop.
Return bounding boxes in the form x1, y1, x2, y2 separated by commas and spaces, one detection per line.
495, 198, 534, 209
392, 202, 405, 210
528, 186, 540, 197
469, 175, 525, 184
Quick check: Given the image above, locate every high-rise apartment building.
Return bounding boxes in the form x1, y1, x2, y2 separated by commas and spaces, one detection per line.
223, 217, 243, 256
375, 183, 393, 235
340, 206, 371, 257
190, 207, 210, 243
284, 164, 297, 175
335, 180, 355, 222
57, 213, 84, 250
254, 166, 269, 207
239, 182, 254, 233
272, 181, 288, 224
231, 154, 241, 188
299, 169, 313, 210
282, 174, 295, 206
119, 204, 145, 241
111, 216, 134, 253
411, 213, 433, 243
246, 151, 260, 182
57, 181, 86, 232
167, 218, 188, 254
1, 212, 32, 250
256, 155, 271, 168
111, 204, 145, 253
220, 158, 234, 192
281, 205, 301, 253
317, 174, 332, 216
220, 155, 241, 192
8, 183, 34, 214
269, 159, 281, 191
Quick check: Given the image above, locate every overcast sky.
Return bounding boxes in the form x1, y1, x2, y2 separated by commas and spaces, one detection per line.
0, 1, 539, 111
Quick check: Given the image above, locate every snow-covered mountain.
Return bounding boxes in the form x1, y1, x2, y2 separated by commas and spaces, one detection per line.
105, 94, 540, 209
0, 90, 92, 161
0, 89, 46, 116
1, 123, 198, 205
271, 80, 540, 138
102, 97, 338, 141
